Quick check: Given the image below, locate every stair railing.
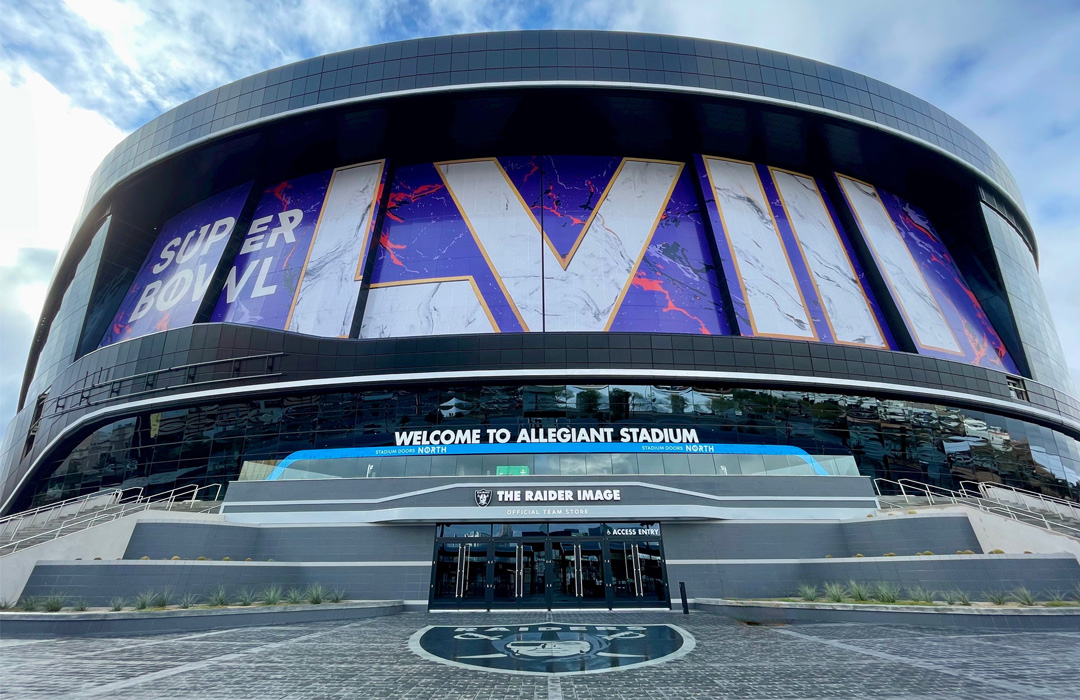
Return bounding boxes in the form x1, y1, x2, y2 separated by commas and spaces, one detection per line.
0, 483, 223, 556
0, 487, 144, 543
874, 477, 1080, 538
959, 480, 1080, 522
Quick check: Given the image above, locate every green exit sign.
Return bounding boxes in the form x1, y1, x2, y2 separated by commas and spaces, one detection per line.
496, 465, 530, 476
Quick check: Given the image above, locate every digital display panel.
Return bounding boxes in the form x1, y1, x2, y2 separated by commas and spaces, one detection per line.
211, 160, 386, 337
99, 182, 252, 347
211, 171, 331, 330
696, 156, 891, 347
360, 156, 730, 337
836, 174, 1017, 372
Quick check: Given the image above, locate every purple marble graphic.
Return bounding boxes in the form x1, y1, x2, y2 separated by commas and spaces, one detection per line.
694, 154, 752, 334
536, 156, 621, 262
875, 186, 1018, 372
362, 161, 528, 332
210, 171, 331, 329
100, 182, 252, 347
609, 168, 730, 335
761, 167, 896, 349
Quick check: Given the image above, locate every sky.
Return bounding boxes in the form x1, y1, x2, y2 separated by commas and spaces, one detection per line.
1, 0, 1078, 442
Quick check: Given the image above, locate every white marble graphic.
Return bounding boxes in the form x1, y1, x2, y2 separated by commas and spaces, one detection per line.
438, 160, 544, 331
772, 170, 885, 347
705, 158, 815, 338
289, 161, 384, 337
543, 159, 681, 331
360, 280, 495, 338
837, 176, 960, 353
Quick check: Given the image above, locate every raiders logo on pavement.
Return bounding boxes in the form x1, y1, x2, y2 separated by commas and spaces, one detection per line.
474, 489, 492, 507
409, 622, 694, 676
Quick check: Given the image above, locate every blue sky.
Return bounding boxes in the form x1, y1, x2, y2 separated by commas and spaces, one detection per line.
1, 0, 1078, 441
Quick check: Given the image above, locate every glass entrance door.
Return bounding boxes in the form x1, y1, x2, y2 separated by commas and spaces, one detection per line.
431, 541, 488, 607
609, 540, 668, 607
430, 522, 668, 609
550, 541, 607, 607
491, 541, 547, 608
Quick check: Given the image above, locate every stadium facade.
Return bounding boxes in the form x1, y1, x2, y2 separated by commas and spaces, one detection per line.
4, 31, 1078, 609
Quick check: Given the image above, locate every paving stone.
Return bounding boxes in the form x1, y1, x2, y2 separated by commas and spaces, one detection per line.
0, 612, 1077, 699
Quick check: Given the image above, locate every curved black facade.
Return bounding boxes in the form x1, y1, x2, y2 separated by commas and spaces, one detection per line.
4, 31, 1078, 514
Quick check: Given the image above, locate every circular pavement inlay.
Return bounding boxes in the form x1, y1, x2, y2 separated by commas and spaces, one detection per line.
408, 621, 695, 676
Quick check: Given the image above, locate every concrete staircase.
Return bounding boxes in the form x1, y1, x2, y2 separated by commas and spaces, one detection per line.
1, 485, 222, 556
877, 487, 1080, 541
1, 501, 221, 554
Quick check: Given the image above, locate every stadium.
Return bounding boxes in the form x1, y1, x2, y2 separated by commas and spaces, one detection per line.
2, 30, 1078, 611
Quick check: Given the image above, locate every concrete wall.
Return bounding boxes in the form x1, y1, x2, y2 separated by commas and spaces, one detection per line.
123, 522, 435, 563
668, 554, 1080, 600
662, 513, 981, 560
931, 506, 1080, 561
0, 511, 222, 602
19, 560, 431, 606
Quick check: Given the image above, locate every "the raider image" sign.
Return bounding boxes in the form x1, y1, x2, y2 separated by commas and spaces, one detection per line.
409, 623, 694, 676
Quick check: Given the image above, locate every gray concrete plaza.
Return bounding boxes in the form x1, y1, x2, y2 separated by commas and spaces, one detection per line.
2, 611, 1078, 699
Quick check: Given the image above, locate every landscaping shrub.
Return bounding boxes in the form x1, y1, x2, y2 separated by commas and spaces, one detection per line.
260, 585, 283, 606
797, 584, 818, 602
208, 585, 229, 607
0, 599, 14, 611
236, 588, 256, 606
943, 589, 970, 606
906, 586, 935, 604
74, 599, 89, 611
823, 582, 846, 602
284, 588, 305, 605
306, 583, 325, 605
872, 582, 900, 604
178, 592, 200, 609
42, 596, 66, 613
109, 598, 126, 612
18, 597, 38, 612
134, 591, 155, 610
846, 580, 871, 602
1012, 587, 1037, 606
327, 588, 346, 603
153, 589, 172, 608
985, 590, 1009, 605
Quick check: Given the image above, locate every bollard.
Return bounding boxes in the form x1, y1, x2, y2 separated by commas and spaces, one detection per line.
679, 581, 689, 614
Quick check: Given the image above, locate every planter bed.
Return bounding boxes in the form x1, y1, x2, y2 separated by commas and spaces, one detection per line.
0, 600, 403, 637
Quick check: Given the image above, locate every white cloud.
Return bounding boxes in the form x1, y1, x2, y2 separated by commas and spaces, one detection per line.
0, 67, 125, 265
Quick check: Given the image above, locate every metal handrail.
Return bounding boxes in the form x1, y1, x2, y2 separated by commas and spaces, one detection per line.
0, 487, 141, 527
874, 477, 1080, 538
0, 487, 144, 542
959, 480, 1080, 521
0, 483, 223, 556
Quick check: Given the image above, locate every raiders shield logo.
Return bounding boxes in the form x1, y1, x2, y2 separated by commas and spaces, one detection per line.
409, 623, 694, 676
474, 489, 492, 507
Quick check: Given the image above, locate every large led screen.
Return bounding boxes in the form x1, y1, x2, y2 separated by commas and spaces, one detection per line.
211, 160, 386, 337
359, 156, 729, 337
99, 182, 252, 348
836, 174, 1017, 372
696, 156, 891, 348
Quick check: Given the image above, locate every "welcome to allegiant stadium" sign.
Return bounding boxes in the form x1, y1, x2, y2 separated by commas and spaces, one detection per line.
394, 427, 700, 446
